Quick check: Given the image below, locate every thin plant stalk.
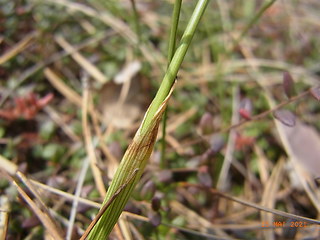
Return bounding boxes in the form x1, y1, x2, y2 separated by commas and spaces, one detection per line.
129, 0, 142, 45
232, 0, 277, 48
86, 0, 209, 239
161, 0, 182, 168
141, 0, 209, 133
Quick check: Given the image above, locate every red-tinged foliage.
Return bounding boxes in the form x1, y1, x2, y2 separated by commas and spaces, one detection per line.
0, 93, 53, 120
235, 133, 255, 150
239, 98, 253, 120
239, 108, 252, 120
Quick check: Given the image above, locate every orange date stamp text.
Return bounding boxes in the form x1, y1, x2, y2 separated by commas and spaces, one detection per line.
261, 221, 308, 228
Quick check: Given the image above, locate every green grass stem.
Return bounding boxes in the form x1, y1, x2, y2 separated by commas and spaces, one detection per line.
141, 0, 209, 134
232, 0, 277, 48
161, 0, 182, 168
129, 0, 142, 44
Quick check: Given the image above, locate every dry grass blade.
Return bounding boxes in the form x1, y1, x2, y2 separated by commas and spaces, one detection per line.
128, 222, 145, 240
254, 145, 271, 186
16, 172, 60, 226
44, 68, 82, 107
65, 156, 90, 240
91, 107, 119, 179
119, 218, 132, 240
55, 35, 108, 84
0, 155, 18, 175
10, 176, 63, 240
0, 196, 9, 240
170, 200, 234, 239
217, 86, 239, 191
261, 158, 285, 240
0, 32, 36, 65
82, 81, 106, 197
30, 179, 101, 209
181, 59, 318, 86
44, 106, 81, 142
44, 67, 105, 126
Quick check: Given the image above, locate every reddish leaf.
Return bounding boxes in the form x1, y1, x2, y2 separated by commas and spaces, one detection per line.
0, 109, 15, 120
15, 97, 26, 112
310, 86, 320, 101
36, 93, 54, 108
239, 108, 252, 120
235, 133, 255, 150
239, 98, 253, 118
28, 93, 38, 106
283, 72, 296, 98
274, 110, 296, 127
0, 93, 54, 120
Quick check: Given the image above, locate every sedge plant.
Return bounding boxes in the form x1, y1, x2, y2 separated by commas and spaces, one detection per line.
85, 0, 209, 239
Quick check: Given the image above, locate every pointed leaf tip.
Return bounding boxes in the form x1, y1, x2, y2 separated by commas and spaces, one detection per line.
274, 109, 296, 127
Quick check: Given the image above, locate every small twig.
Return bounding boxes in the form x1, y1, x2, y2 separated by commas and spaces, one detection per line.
80, 168, 139, 240
223, 88, 311, 133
